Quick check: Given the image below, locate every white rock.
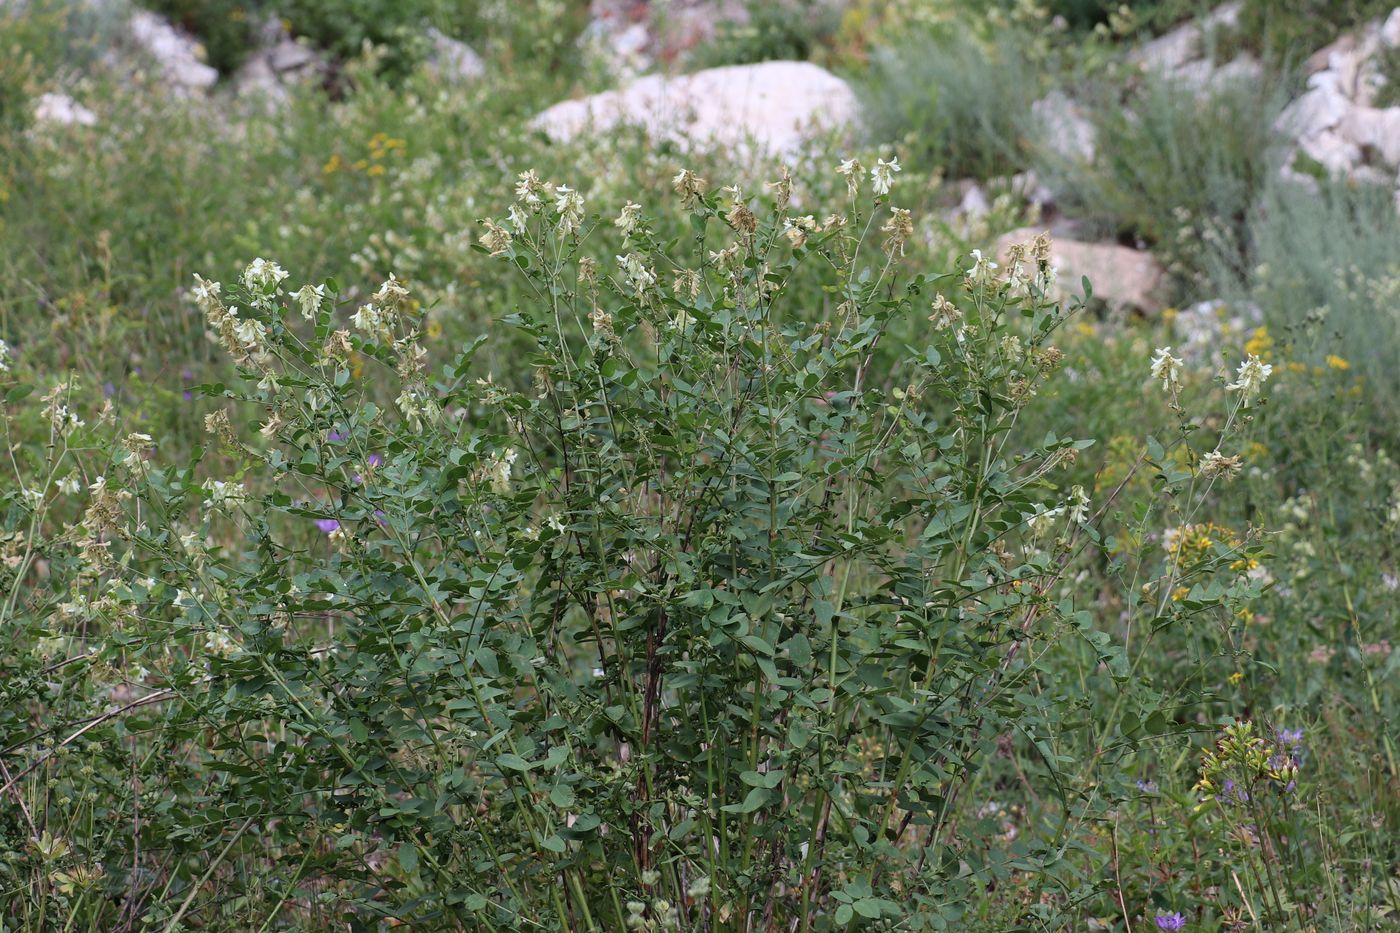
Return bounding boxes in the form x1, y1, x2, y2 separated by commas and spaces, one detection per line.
1172, 54, 1262, 94
1383, 7, 1400, 48
997, 228, 1166, 312
955, 183, 990, 219
127, 10, 218, 91
1030, 91, 1096, 163
1130, 1, 1243, 75
1341, 105, 1400, 165
233, 36, 326, 104
1011, 170, 1058, 210
266, 39, 318, 74
1297, 129, 1363, 173
426, 28, 484, 81
531, 60, 856, 156
33, 92, 97, 127
1279, 82, 1351, 141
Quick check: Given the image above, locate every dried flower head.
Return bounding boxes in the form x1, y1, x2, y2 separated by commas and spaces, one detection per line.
480, 219, 513, 257
672, 168, 705, 207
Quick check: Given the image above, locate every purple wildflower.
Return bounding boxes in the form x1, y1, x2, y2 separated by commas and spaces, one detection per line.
315, 519, 341, 534
1276, 728, 1304, 752
367, 453, 383, 467
1155, 913, 1186, 930
327, 430, 345, 442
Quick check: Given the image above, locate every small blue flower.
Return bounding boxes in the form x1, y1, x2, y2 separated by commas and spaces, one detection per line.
1155, 912, 1186, 930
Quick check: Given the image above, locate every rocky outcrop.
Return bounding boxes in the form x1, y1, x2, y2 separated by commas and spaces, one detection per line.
127, 9, 218, 92
998, 228, 1166, 312
233, 21, 327, 105
1030, 90, 1096, 164
531, 60, 857, 156
1128, 1, 1261, 94
425, 28, 485, 82
1279, 8, 1400, 187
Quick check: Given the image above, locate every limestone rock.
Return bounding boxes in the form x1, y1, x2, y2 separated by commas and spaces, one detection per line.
234, 34, 326, 105
127, 9, 217, 92
1130, 1, 1242, 75
531, 60, 857, 156
997, 228, 1166, 312
426, 28, 485, 82
1030, 90, 1096, 163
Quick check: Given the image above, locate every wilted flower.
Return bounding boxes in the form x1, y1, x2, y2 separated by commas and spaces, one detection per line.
870, 156, 900, 196
1150, 346, 1184, 396
766, 166, 793, 209
882, 207, 914, 256
589, 306, 615, 340
1199, 450, 1243, 481
929, 295, 962, 330
614, 201, 642, 239
836, 157, 863, 197
56, 475, 81, 495
1028, 505, 1064, 538
373, 275, 410, 309
617, 253, 656, 297
1227, 354, 1272, 401
725, 191, 757, 236
672, 268, 701, 300
480, 219, 513, 257
672, 168, 705, 207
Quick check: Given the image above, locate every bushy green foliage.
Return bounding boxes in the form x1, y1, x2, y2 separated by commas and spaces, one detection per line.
4, 0, 1400, 927
138, 0, 262, 73
0, 172, 1105, 928
1032, 73, 1286, 290
1228, 178, 1400, 410
858, 28, 1042, 180
134, 0, 591, 79
687, 0, 843, 68
1232, 0, 1396, 60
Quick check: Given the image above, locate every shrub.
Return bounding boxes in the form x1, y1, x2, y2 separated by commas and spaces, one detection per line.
0, 169, 1160, 927
1226, 177, 1400, 413
138, 0, 262, 74
1031, 71, 1286, 290
686, 0, 844, 69
858, 28, 1042, 180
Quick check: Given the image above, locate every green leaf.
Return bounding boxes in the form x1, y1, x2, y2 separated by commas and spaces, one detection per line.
720, 786, 771, 814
